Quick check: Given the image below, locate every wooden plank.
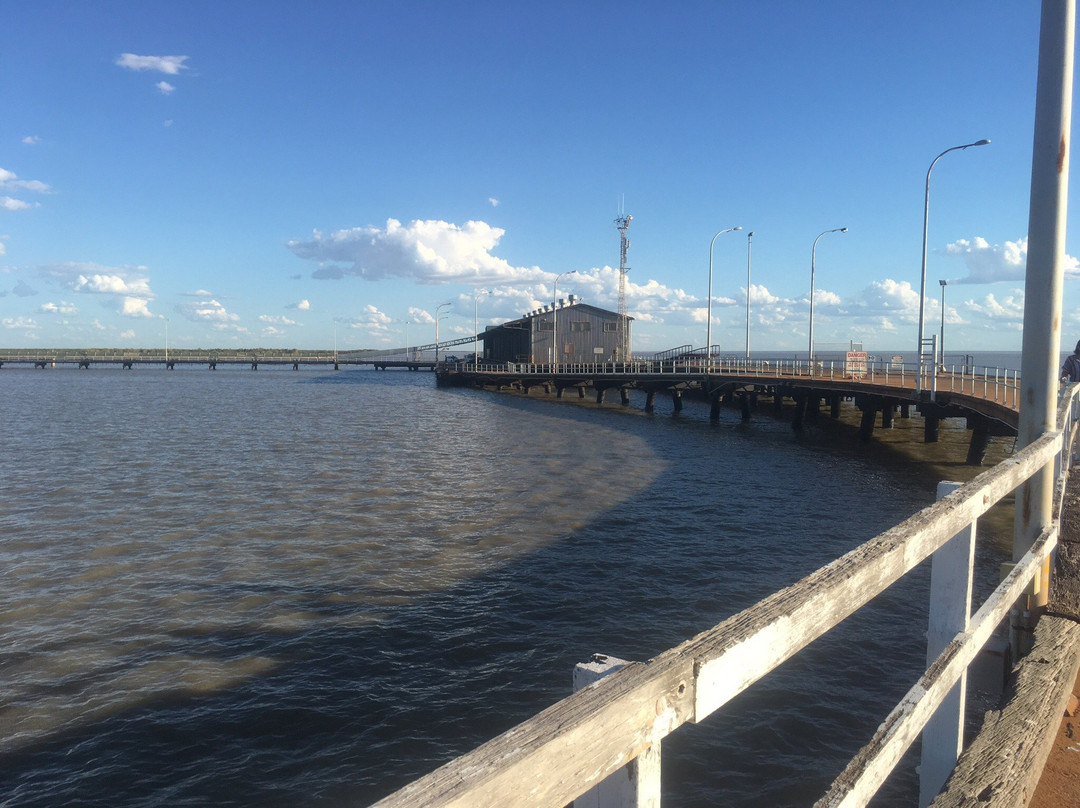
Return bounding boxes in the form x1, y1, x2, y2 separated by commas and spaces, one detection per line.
814, 528, 1057, 808
928, 615, 1080, 807
369, 656, 694, 808
681, 430, 1060, 722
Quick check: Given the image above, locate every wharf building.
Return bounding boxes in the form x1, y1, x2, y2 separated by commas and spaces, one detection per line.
480, 297, 632, 364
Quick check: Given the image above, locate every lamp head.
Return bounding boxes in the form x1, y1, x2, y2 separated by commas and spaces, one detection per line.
940, 279, 948, 286
840, 227, 849, 233
748, 231, 755, 237
974, 139, 991, 146
733, 226, 743, 231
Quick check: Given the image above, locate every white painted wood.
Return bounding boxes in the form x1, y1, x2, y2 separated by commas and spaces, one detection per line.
815, 527, 1058, 808
572, 655, 660, 808
918, 481, 976, 807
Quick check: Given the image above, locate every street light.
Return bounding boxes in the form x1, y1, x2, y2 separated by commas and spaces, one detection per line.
939, 279, 948, 364
745, 231, 754, 360
552, 270, 577, 369
809, 227, 848, 363
164, 317, 169, 367
473, 290, 488, 370
707, 226, 742, 365
917, 138, 990, 391
435, 302, 451, 362
404, 320, 410, 361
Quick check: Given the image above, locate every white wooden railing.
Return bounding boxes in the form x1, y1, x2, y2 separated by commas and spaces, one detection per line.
370, 383, 1080, 808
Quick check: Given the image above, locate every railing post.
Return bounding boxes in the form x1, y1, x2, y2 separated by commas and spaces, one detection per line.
572, 655, 660, 808
919, 480, 976, 807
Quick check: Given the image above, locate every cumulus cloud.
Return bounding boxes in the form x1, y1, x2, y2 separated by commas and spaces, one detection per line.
943, 236, 1080, 283
39, 301, 77, 314
288, 218, 547, 285
852, 278, 921, 322
156, 81, 175, 95
286, 299, 310, 311
339, 304, 396, 340
963, 289, 1025, 323
22, 136, 40, 145
258, 314, 297, 326
2, 197, 34, 211
115, 54, 189, 74
1, 167, 52, 211
38, 262, 155, 317
177, 296, 239, 324
408, 306, 434, 324
488, 197, 499, 207
2, 316, 38, 330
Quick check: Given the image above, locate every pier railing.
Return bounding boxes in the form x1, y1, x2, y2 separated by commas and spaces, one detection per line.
371, 383, 1080, 808
447, 358, 1023, 410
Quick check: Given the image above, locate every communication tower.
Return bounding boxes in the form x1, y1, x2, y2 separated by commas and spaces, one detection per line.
614, 213, 632, 361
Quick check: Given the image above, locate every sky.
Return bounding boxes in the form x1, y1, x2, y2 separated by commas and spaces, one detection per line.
1, 1, 1078, 357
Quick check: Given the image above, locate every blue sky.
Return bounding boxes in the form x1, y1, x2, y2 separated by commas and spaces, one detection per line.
1, 1, 1076, 357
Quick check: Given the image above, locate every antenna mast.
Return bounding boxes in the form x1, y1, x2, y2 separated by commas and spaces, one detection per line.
614, 213, 632, 361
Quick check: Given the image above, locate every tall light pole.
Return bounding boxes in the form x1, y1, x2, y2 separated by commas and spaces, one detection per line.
809, 227, 848, 362
917, 138, 990, 391
745, 231, 754, 360
473, 289, 488, 370
404, 320, 410, 361
435, 302, 451, 362
939, 279, 948, 364
164, 317, 169, 366
552, 270, 577, 369
707, 226, 742, 363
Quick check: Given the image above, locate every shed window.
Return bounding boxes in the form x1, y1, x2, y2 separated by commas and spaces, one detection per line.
570, 321, 591, 332
603, 322, 618, 332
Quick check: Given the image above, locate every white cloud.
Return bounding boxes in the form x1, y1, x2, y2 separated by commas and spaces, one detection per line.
408, 306, 434, 324
2, 316, 37, 330
156, 81, 176, 95
119, 329, 136, 339
22, 136, 40, 145
258, 314, 297, 326
963, 289, 1025, 323
289, 218, 548, 285
115, 54, 189, 75
178, 297, 239, 324
39, 301, 78, 315
38, 262, 155, 317
286, 299, 310, 311
2, 197, 33, 211
488, 197, 499, 207
943, 236, 1080, 284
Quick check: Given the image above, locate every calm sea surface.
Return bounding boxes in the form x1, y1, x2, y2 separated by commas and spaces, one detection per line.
0, 366, 1008, 807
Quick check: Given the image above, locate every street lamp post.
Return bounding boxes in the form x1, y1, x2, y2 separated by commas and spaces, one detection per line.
435, 302, 451, 363
809, 227, 848, 363
707, 226, 742, 366
917, 138, 990, 392
164, 317, 169, 367
745, 231, 754, 360
473, 290, 488, 370
552, 270, 577, 369
939, 279, 948, 365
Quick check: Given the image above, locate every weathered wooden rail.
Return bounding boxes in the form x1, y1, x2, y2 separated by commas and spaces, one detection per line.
370, 383, 1080, 808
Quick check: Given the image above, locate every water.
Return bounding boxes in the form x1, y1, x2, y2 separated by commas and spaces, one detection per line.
0, 367, 1004, 807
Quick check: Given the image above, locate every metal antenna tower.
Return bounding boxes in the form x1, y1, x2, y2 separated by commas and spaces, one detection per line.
614, 212, 632, 361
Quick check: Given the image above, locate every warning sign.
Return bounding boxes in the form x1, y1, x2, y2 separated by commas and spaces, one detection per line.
845, 351, 868, 376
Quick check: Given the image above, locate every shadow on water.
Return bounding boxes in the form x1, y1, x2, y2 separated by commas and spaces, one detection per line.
2, 371, 1008, 808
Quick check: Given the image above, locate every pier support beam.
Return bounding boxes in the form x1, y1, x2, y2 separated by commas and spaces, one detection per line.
859, 406, 877, 443
671, 390, 683, 414
924, 415, 940, 443
792, 394, 807, 431
831, 395, 842, 419
596, 387, 606, 405
620, 388, 630, 406
645, 390, 656, 413
881, 405, 895, 429
710, 394, 721, 423
740, 393, 751, 422
578, 386, 586, 399
966, 426, 991, 466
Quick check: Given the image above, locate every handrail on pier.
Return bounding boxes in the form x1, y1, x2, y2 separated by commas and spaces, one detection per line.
372, 383, 1080, 808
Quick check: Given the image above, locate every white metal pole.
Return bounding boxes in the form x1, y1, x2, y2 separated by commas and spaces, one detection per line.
707, 227, 741, 366
916, 139, 990, 393
553, 270, 577, 370
1013, 0, 1074, 607
746, 231, 754, 360
939, 279, 948, 363
809, 228, 847, 364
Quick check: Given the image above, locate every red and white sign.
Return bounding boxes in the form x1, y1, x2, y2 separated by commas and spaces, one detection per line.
845, 351, 868, 376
